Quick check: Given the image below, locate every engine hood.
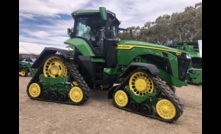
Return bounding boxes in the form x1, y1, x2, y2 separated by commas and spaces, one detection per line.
117, 40, 184, 55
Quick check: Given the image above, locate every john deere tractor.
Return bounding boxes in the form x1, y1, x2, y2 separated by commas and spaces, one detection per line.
27, 7, 191, 123
19, 60, 36, 77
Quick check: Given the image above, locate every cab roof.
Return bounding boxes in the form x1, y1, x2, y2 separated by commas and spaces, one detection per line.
72, 9, 116, 17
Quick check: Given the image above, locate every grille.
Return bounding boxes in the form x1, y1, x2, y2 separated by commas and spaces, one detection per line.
146, 55, 172, 74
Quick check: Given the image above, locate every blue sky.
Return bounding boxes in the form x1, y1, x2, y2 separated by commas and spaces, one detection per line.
19, 0, 202, 48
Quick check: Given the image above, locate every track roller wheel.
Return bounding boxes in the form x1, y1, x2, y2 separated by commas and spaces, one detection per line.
58, 92, 67, 102
41, 91, 49, 100
140, 104, 152, 115
49, 91, 58, 101
129, 101, 139, 112
43, 55, 67, 78
20, 69, 28, 77
27, 83, 41, 98
69, 87, 84, 104
113, 90, 129, 108
156, 99, 176, 121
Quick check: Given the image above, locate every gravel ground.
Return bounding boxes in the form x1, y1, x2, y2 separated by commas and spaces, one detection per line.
19, 76, 202, 134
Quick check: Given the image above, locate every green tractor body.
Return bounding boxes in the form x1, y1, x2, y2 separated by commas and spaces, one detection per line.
19, 61, 36, 77
27, 7, 192, 123
167, 42, 202, 84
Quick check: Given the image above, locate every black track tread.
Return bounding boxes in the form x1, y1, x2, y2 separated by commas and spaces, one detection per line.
60, 57, 90, 105
112, 71, 183, 123
28, 58, 44, 84
152, 76, 183, 123
27, 65, 44, 97
27, 54, 90, 105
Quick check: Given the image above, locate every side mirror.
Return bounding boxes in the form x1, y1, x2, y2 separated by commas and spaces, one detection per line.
67, 28, 72, 36
99, 7, 107, 21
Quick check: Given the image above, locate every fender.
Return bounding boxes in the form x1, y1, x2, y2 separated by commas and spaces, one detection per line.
108, 62, 160, 99
121, 62, 160, 77
32, 47, 71, 68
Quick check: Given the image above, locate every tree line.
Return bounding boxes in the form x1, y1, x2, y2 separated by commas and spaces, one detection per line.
119, 2, 202, 45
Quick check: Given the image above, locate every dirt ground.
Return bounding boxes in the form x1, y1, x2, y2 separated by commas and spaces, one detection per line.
19, 76, 202, 134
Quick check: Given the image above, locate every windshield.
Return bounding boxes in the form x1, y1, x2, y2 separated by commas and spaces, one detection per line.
73, 14, 120, 40
73, 15, 105, 41
75, 18, 88, 37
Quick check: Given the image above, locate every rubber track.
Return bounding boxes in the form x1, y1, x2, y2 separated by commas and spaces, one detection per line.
27, 55, 90, 105
152, 76, 183, 123
61, 57, 90, 105
113, 72, 183, 123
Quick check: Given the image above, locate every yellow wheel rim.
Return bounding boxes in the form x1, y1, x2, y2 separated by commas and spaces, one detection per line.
156, 99, 176, 120
28, 83, 41, 98
114, 90, 128, 107
129, 72, 154, 96
20, 71, 25, 76
69, 87, 84, 103
43, 56, 67, 78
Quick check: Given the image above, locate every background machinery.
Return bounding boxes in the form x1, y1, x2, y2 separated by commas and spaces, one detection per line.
167, 42, 202, 84
27, 7, 192, 123
19, 60, 36, 77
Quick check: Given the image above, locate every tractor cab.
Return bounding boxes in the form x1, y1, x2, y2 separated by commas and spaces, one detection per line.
67, 7, 120, 68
